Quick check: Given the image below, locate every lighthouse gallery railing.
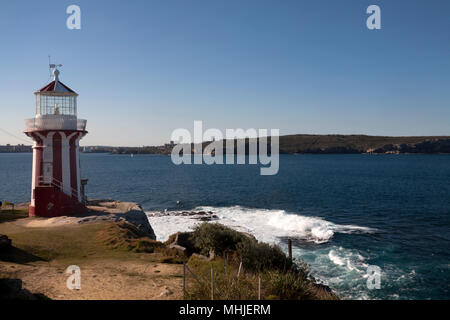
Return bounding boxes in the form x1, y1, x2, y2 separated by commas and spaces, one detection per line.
25, 116, 87, 131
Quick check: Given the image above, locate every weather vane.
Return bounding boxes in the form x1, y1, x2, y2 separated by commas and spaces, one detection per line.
48, 55, 62, 69
48, 55, 63, 80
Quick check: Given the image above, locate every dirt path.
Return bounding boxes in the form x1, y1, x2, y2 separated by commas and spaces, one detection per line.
0, 207, 184, 300
0, 259, 183, 300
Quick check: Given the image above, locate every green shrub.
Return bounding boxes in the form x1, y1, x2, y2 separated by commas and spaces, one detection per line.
184, 223, 337, 300
190, 223, 247, 256
263, 270, 314, 300
237, 240, 293, 273
190, 223, 295, 273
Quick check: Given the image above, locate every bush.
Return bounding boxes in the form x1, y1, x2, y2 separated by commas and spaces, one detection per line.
263, 270, 314, 300
191, 223, 296, 272
190, 223, 247, 256
237, 240, 294, 273
183, 223, 337, 300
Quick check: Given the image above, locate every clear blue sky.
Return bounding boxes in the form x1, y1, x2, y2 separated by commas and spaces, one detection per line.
0, 0, 449, 146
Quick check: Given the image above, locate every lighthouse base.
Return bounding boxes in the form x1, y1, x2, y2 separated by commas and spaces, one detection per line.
29, 186, 88, 217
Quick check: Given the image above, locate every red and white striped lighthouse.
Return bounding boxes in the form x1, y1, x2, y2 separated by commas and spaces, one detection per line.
24, 66, 88, 217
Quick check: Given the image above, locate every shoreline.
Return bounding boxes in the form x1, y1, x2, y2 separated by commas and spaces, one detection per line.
2, 135, 450, 155
0, 200, 338, 300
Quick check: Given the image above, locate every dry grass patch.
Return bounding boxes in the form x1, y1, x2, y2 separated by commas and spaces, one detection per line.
96, 221, 164, 253
0, 208, 29, 223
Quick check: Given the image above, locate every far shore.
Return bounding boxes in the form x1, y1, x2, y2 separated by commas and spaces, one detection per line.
1, 134, 450, 155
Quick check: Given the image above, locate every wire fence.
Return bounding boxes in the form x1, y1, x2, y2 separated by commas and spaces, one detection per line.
182, 239, 294, 300
183, 252, 264, 300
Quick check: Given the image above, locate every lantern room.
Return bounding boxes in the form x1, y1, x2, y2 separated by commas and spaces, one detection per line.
35, 69, 78, 116
25, 68, 86, 132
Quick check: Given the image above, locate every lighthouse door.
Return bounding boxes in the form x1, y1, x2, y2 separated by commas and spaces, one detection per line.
42, 162, 53, 185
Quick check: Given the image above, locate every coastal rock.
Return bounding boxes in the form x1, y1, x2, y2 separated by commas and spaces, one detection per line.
310, 283, 339, 300
240, 232, 256, 241
167, 232, 197, 256
0, 279, 21, 297
368, 139, 450, 154
413, 139, 450, 153
0, 279, 45, 300
197, 216, 217, 222
0, 235, 12, 252
168, 243, 187, 254
86, 200, 156, 239
21, 200, 156, 240
191, 253, 210, 261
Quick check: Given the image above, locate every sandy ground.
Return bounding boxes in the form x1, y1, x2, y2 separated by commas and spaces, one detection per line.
0, 201, 183, 300
0, 259, 183, 300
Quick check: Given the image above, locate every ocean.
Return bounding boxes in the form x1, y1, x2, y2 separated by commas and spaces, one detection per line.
0, 152, 449, 300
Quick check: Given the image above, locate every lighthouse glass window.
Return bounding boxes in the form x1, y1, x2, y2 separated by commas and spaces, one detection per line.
36, 95, 76, 116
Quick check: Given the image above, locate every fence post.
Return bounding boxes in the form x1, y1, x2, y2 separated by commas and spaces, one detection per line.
258, 276, 261, 300
223, 252, 226, 275
237, 259, 242, 278
288, 239, 292, 261
211, 267, 214, 300
183, 260, 186, 300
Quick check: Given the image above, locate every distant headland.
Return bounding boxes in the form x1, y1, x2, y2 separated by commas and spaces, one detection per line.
2, 134, 450, 155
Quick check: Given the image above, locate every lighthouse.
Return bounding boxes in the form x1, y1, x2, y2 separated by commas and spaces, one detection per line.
24, 66, 88, 217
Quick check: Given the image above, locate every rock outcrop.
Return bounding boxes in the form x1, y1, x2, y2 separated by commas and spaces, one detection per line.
369, 139, 450, 154
0, 235, 12, 252
0, 279, 48, 300
21, 200, 156, 240
86, 200, 155, 239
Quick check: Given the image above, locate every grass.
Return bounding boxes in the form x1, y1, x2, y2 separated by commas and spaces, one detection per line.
185, 255, 337, 300
0, 208, 29, 223
0, 211, 186, 300
96, 221, 164, 253
1, 212, 338, 300
0, 218, 182, 266
183, 223, 338, 300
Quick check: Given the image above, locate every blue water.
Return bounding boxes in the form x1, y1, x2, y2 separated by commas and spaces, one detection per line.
0, 153, 449, 299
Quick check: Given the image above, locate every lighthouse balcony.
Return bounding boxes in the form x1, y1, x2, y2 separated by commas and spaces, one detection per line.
25, 114, 87, 131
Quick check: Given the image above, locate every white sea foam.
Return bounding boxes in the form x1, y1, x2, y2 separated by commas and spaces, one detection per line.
328, 249, 346, 266
146, 205, 376, 244
327, 247, 369, 273
146, 205, 378, 299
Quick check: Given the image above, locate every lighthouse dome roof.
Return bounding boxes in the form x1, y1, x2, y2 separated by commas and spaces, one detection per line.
37, 80, 77, 94
36, 68, 77, 95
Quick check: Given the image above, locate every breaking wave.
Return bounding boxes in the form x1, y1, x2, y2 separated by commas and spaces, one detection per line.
146, 205, 380, 299
146, 205, 376, 244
